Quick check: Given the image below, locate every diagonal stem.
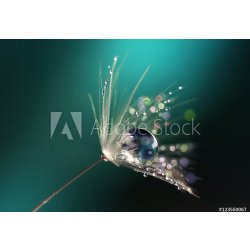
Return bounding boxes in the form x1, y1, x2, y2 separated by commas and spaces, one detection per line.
32, 158, 104, 212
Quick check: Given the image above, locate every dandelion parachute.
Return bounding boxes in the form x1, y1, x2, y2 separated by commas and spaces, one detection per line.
89, 56, 198, 197
32, 56, 198, 212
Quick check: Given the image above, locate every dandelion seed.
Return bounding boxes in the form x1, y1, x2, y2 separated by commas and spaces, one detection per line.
32, 56, 199, 212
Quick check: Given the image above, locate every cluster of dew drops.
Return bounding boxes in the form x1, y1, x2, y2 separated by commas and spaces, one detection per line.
125, 85, 199, 185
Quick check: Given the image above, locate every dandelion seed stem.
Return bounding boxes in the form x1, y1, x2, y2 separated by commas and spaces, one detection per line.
32, 157, 104, 212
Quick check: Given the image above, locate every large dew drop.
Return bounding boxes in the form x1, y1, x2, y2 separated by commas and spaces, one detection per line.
118, 128, 159, 166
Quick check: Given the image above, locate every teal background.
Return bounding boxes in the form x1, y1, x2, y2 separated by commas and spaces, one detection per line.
0, 40, 250, 211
